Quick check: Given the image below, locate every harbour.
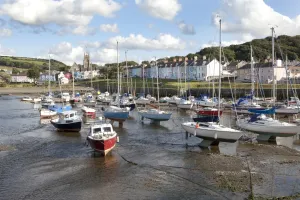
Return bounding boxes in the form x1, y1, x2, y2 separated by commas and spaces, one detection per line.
1, 95, 300, 200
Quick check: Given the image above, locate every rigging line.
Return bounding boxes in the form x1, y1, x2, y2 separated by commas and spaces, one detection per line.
274, 36, 299, 104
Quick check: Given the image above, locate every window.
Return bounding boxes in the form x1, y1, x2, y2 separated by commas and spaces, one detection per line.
70, 113, 74, 118
103, 127, 112, 132
93, 128, 101, 133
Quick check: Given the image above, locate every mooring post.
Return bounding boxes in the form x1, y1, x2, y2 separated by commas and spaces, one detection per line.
185, 131, 188, 140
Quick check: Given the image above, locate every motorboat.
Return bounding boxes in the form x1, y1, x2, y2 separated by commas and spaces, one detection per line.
237, 114, 299, 140
51, 110, 82, 132
21, 96, 33, 102
82, 106, 96, 124
103, 106, 130, 122
195, 96, 217, 107
176, 99, 193, 110
41, 96, 55, 108
87, 123, 117, 155
138, 109, 172, 122
40, 109, 57, 119
182, 122, 242, 145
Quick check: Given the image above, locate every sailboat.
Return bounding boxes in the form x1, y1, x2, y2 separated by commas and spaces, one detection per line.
138, 58, 172, 122
237, 27, 299, 141
177, 60, 193, 110
182, 18, 242, 146
103, 41, 130, 124
70, 64, 82, 104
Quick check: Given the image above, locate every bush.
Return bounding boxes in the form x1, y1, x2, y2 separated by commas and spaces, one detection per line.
0, 82, 7, 87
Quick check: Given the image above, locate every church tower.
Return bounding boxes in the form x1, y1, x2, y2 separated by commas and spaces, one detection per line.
83, 52, 90, 71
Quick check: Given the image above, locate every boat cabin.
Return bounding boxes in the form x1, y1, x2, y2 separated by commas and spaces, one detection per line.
59, 110, 79, 123
90, 124, 114, 137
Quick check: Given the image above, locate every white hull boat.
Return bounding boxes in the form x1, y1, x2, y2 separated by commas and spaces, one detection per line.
138, 109, 172, 122
182, 122, 242, 146
135, 98, 151, 105
177, 100, 193, 110
21, 96, 33, 102
237, 114, 299, 140
275, 106, 299, 114
40, 109, 57, 119
196, 100, 216, 107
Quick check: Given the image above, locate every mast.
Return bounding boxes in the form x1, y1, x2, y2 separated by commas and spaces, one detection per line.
184, 59, 187, 99
48, 54, 51, 95
125, 50, 129, 94
117, 41, 120, 105
143, 65, 145, 96
286, 54, 289, 106
218, 18, 222, 119
90, 62, 93, 89
72, 64, 75, 98
271, 27, 276, 108
250, 45, 254, 104
155, 57, 160, 110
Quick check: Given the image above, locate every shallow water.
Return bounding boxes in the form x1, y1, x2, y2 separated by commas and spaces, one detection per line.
1, 96, 300, 200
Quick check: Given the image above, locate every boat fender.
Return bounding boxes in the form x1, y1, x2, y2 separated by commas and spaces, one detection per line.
214, 133, 217, 139
117, 136, 120, 143
195, 123, 200, 128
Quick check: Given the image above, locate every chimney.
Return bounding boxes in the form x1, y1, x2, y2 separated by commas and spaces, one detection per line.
194, 56, 198, 61
203, 55, 206, 60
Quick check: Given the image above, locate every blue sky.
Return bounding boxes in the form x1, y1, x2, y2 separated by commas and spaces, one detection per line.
0, 0, 299, 65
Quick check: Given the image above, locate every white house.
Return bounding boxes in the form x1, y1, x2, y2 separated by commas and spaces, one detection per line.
237, 60, 286, 83
11, 73, 34, 83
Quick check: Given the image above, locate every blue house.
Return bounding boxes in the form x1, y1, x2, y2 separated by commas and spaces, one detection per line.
39, 73, 56, 82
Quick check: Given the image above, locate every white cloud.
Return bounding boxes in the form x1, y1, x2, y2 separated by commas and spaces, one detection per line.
72, 26, 96, 35
105, 33, 185, 50
214, 0, 300, 39
178, 21, 196, 35
0, 0, 121, 34
0, 28, 12, 37
100, 23, 119, 33
135, 0, 181, 21
49, 42, 73, 55
0, 44, 15, 56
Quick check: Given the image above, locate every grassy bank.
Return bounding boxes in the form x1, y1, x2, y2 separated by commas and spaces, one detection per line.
78, 78, 300, 90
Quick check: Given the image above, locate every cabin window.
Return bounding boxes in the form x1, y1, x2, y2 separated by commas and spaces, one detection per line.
94, 128, 101, 133
103, 127, 112, 132
64, 115, 69, 118
70, 113, 74, 118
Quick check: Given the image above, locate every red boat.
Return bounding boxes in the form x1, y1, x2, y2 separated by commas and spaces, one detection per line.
87, 123, 117, 156
82, 106, 96, 124
195, 107, 223, 116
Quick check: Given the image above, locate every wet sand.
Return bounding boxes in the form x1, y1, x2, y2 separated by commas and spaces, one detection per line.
1, 96, 300, 200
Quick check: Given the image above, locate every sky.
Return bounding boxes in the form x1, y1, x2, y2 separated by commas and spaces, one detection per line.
0, 0, 300, 66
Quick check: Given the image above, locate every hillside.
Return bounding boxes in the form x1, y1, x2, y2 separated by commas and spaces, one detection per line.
196, 35, 300, 62
0, 56, 69, 71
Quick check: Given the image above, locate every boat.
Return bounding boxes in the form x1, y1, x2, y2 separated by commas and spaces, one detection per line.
192, 115, 219, 123
135, 97, 151, 105
177, 99, 193, 110
51, 110, 82, 132
103, 106, 130, 122
237, 114, 298, 139
32, 97, 42, 103
182, 122, 242, 143
275, 105, 299, 114
237, 28, 299, 141
159, 96, 170, 103
41, 96, 55, 108
138, 60, 172, 122
83, 93, 97, 107
40, 109, 57, 119
21, 96, 33, 102
181, 18, 242, 147
48, 104, 72, 113
82, 106, 96, 124
195, 107, 222, 116
87, 123, 117, 155
196, 96, 217, 107
168, 95, 181, 104
61, 92, 70, 102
